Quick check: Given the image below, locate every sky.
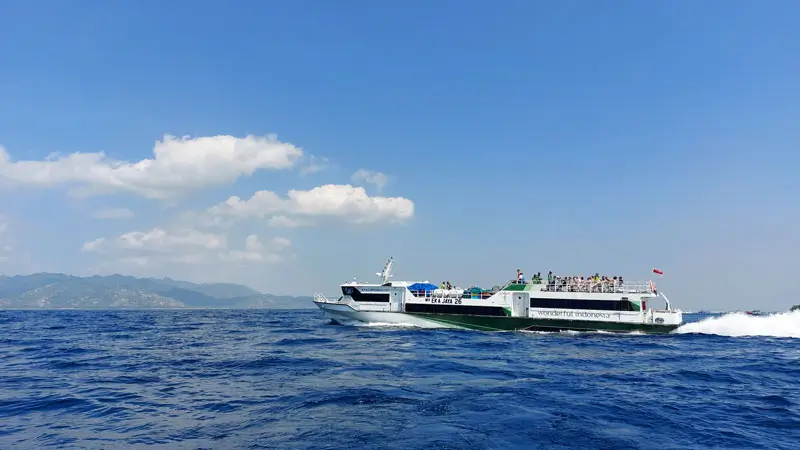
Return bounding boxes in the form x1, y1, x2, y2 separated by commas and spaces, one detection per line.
0, 0, 798, 311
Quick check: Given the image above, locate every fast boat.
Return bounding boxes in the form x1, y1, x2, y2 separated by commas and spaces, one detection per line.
313, 257, 684, 334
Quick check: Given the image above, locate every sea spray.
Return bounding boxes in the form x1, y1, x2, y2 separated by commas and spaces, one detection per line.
334, 319, 423, 328
675, 310, 800, 338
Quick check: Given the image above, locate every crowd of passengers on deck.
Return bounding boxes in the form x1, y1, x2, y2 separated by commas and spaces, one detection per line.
515, 269, 627, 293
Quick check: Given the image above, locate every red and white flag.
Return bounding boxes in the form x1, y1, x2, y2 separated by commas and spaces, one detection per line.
652, 268, 664, 276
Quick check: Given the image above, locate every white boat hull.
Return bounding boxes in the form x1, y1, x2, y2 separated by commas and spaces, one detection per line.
316, 301, 453, 328
314, 300, 682, 333
313, 257, 683, 334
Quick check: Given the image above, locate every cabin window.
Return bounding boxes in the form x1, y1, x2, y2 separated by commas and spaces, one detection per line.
405, 303, 507, 316
341, 287, 390, 302
529, 298, 639, 311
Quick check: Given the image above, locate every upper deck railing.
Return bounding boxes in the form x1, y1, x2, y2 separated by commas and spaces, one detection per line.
418, 279, 655, 296
406, 279, 656, 299
542, 279, 655, 294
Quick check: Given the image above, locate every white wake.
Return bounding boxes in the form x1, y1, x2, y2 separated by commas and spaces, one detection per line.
675, 310, 800, 338
334, 319, 423, 328
359, 321, 422, 328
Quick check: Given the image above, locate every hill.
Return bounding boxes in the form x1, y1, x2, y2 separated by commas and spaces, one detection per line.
0, 273, 314, 309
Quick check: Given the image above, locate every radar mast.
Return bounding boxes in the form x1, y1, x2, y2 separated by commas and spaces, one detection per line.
376, 257, 394, 284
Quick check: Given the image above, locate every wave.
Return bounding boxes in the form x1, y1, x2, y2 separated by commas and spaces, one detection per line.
675, 310, 800, 338
3, 309, 798, 449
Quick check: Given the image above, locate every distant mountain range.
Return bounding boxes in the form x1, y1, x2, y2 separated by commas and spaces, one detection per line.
0, 273, 315, 309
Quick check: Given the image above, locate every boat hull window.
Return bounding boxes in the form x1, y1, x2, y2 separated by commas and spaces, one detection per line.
405, 303, 507, 316
529, 298, 639, 311
341, 287, 390, 303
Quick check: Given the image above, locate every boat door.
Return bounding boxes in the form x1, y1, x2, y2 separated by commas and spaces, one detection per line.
390, 288, 403, 312
512, 292, 529, 317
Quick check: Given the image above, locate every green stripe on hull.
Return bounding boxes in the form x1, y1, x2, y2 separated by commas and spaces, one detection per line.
406, 313, 679, 334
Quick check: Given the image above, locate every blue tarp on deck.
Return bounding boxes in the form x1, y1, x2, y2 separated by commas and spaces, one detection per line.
408, 282, 438, 292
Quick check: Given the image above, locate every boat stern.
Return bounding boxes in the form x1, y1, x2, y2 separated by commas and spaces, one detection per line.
651, 308, 683, 327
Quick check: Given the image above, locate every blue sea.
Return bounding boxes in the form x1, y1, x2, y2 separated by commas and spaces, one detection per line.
1, 310, 798, 449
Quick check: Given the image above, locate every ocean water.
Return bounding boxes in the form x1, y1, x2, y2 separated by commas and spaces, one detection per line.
0, 310, 798, 450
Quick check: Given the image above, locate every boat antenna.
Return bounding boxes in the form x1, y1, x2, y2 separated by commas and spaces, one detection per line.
376, 256, 394, 284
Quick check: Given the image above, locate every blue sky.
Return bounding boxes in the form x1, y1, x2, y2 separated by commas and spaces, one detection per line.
0, 0, 798, 311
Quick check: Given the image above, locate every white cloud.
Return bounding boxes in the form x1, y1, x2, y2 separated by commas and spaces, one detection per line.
267, 215, 313, 228
245, 234, 263, 252
92, 207, 134, 219
82, 227, 290, 267
0, 134, 304, 199
206, 183, 414, 226
81, 238, 106, 252
82, 227, 227, 254
270, 236, 292, 249
221, 235, 291, 264
0, 216, 13, 263
299, 155, 330, 175
351, 169, 389, 191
